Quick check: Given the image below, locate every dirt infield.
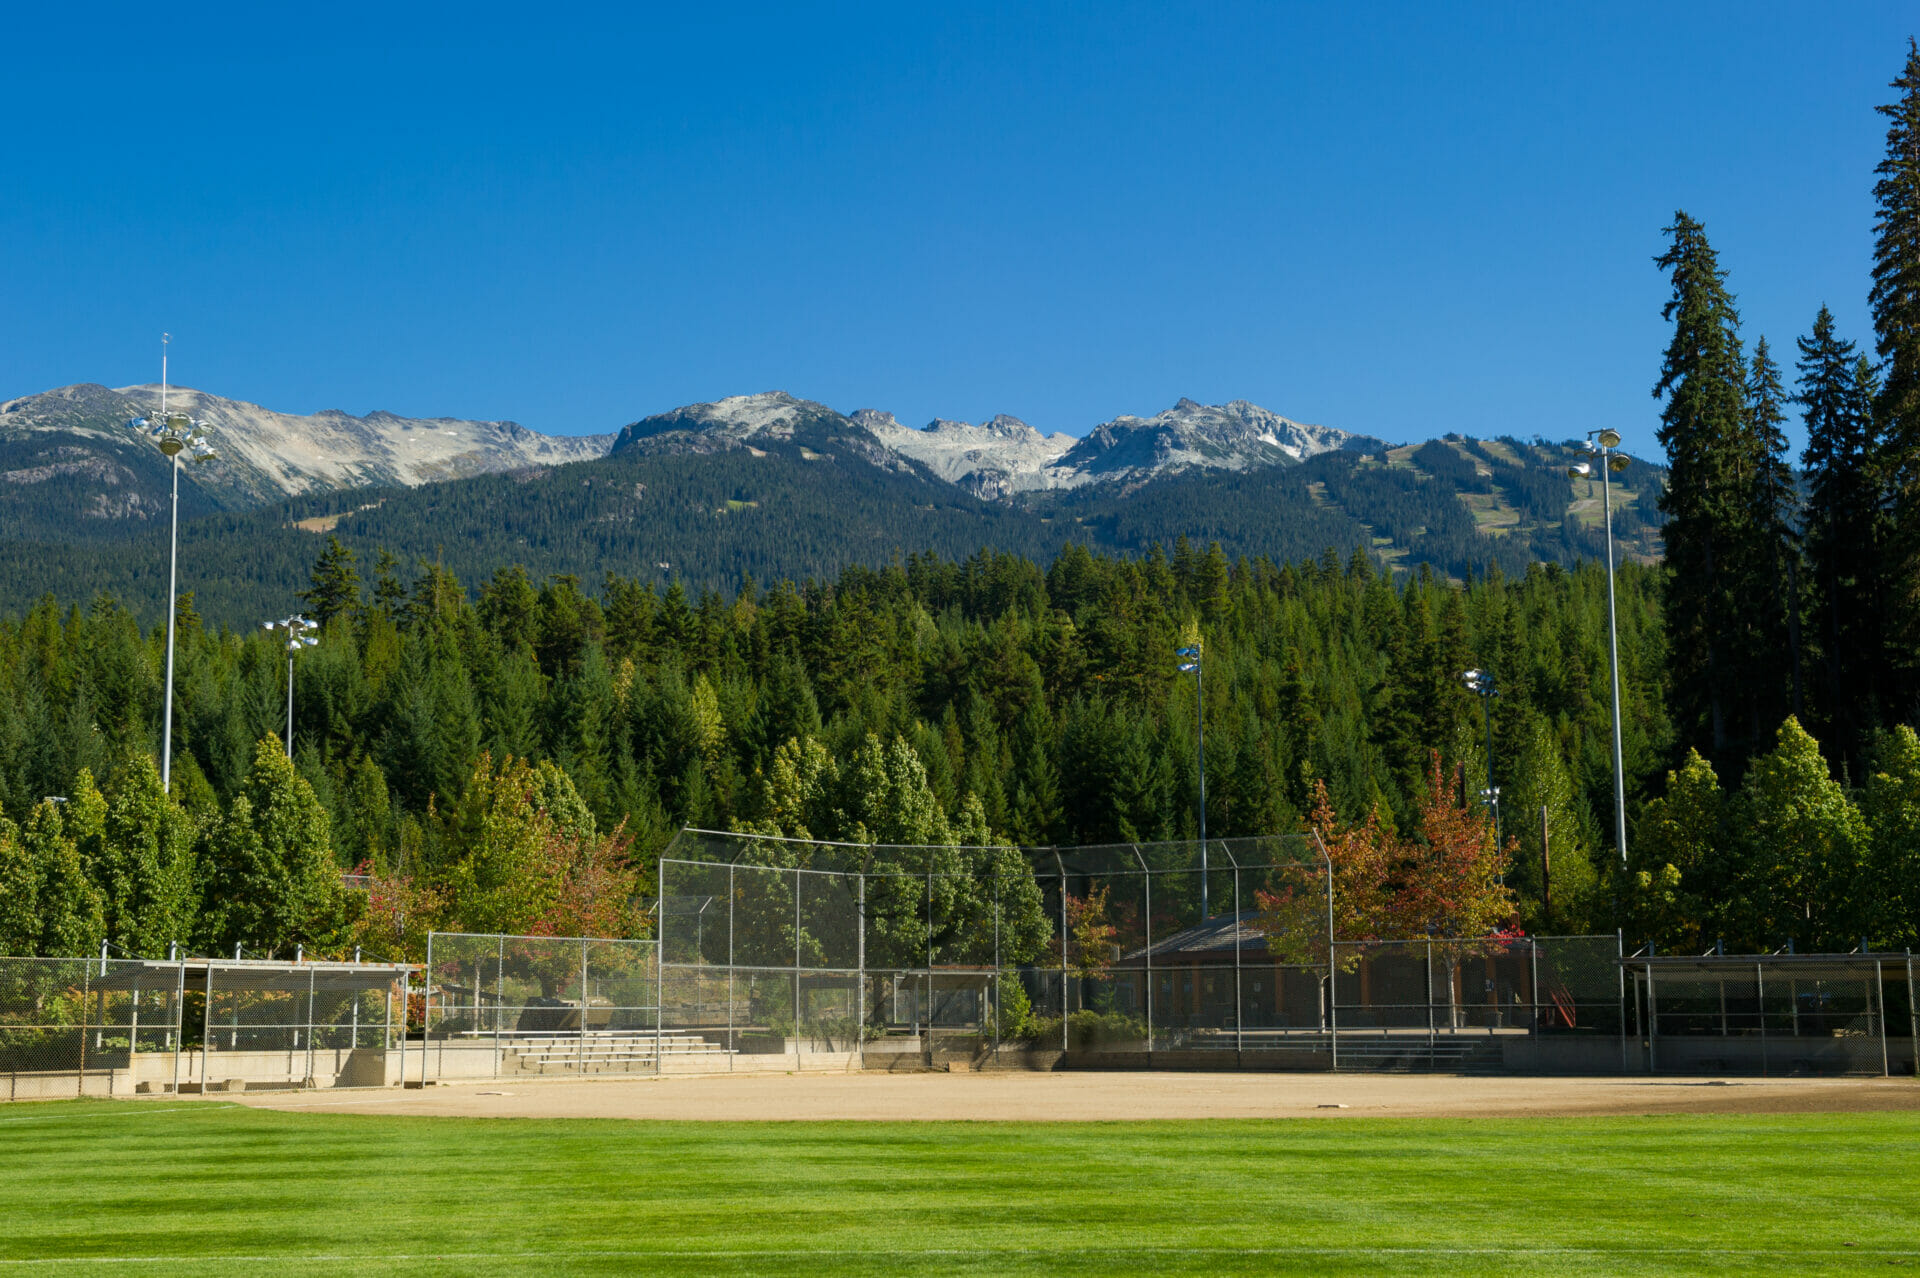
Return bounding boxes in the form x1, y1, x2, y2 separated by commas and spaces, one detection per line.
219, 1070, 1920, 1122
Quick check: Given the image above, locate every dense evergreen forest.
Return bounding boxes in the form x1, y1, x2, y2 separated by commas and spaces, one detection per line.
2, 541, 1670, 957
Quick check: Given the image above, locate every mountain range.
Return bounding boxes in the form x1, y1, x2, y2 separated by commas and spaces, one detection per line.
0, 382, 611, 537
0, 381, 1664, 625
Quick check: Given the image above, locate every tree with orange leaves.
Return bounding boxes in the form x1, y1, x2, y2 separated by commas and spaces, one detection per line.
1256, 751, 1513, 963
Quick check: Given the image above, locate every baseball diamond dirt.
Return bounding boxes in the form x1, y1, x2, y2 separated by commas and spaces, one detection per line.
212, 1070, 1920, 1122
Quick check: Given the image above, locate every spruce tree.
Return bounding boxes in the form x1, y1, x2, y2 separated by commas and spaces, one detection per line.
300, 536, 362, 630
1740, 337, 1802, 726
1870, 39, 1920, 715
1797, 308, 1881, 756
1653, 211, 1752, 762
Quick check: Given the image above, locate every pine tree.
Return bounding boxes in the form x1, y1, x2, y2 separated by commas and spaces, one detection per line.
1798, 307, 1881, 756
1653, 212, 1752, 762
369, 549, 407, 620
300, 536, 362, 630
1739, 337, 1802, 727
1870, 39, 1920, 715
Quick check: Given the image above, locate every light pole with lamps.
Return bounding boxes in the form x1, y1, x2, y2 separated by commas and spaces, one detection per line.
1567, 429, 1631, 866
1176, 642, 1208, 919
263, 615, 320, 758
124, 335, 215, 793
1461, 667, 1500, 856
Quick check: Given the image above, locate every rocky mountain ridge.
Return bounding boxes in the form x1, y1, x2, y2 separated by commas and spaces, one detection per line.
613, 391, 1385, 500
0, 383, 614, 524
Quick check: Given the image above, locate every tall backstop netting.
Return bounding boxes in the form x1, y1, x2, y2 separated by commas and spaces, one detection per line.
660, 830, 1342, 1068
654, 831, 1649, 1071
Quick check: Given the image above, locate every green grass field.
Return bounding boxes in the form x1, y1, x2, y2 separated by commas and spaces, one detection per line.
2, 1101, 1915, 1275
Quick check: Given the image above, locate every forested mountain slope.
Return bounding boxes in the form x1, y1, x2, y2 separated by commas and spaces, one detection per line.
0, 426, 1664, 628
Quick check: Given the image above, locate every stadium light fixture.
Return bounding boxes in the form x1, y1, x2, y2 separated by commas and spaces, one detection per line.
1176, 641, 1209, 919
1461, 668, 1501, 858
123, 334, 216, 793
264, 615, 320, 759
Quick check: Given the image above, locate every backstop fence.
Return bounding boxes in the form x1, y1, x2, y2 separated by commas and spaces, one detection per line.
646, 830, 1702, 1074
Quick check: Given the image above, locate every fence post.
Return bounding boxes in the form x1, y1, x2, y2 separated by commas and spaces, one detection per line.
925, 868, 936, 1065
1231, 854, 1243, 1058
1529, 940, 1539, 1040
200, 964, 214, 1094
1646, 963, 1660, 1073
729, 867, 737, 1066
990, 871, 999, 1063
384, 976, 393, 1088
1875, 958, 1889, 1078
494, 934, 505, 1081
1616, 929, 1627, 1074
170, 961, 185, 1096
1136, 846, 1152, 1057
1426, 938, 1436, 1071
1907, 952, 1917, 1078
1056, 852, 1069, 1057
1321, 836, 1337, 1072
399, 967, 409, 1089
1757, 961, 1768, 1077
304, 966, 317, 1088
578, 938, 588, 1077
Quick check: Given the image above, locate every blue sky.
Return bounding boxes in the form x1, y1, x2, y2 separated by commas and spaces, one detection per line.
4, 3, 1912, 457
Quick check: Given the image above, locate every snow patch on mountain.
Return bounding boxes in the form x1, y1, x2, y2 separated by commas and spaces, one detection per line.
0, 383, 614, 509
852, 409, 1076, 499
1055, 398, 1368, 486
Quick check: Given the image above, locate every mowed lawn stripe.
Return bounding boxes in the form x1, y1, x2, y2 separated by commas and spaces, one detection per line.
1, 1103, 1914, 1276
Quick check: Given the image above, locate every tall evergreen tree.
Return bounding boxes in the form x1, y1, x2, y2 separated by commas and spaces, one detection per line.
200, 740, 343, 954
1797, 307, 1881, 757
300, 536, 362, 630
1653, 212, 1752, 762
1740, 337, 1803, 725
1870, 39, 1920, 717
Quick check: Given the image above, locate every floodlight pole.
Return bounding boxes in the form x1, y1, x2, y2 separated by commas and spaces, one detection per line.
161, 334, 178, 792
263, 615, 319, 759
1565, 432, 1631, 868
1599, 437, 1628, 867
1462, 669, 1500, 857
126, 334, 217, 793
163, 443, 180, 791
1177, 643, 1207, 919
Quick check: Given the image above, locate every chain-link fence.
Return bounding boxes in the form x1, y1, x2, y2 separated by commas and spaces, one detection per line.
662, 831, 1345, 1068
421, 933, 662, 1081
1325, 936, 1629, 1072
194, 963, 404, 1091
1, 956, 407, 1099
1627, 954, 1917, 1077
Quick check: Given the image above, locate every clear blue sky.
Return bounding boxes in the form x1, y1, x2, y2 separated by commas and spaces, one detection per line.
5, 2, 1912, 457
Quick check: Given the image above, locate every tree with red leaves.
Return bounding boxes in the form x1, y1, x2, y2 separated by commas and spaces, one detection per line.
1257, 751, 1514, 964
